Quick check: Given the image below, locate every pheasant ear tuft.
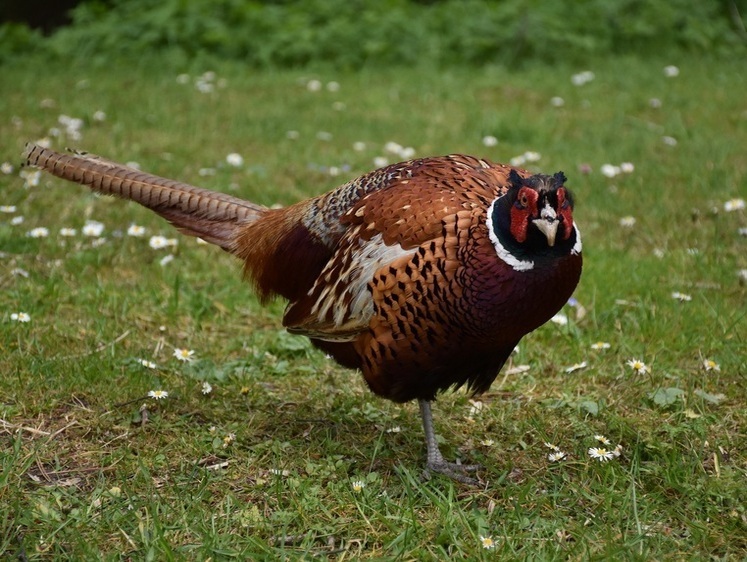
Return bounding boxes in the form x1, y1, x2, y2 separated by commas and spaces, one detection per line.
552, 171, 567, 186
508, 169, 525, 189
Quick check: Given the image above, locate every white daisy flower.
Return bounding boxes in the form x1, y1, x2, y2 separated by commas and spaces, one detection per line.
59, 227, 77, 237
588, 447, 616, 462
627, 358, 649, 374
173, 348, 195, 362
147, 390, 168, 400
226, 153, 244, 167
137, 358, 157, 369
27, 227, 49, 238
671, 292, 692, 302
548, 451, 567, 462
82, 220, 105, 237
564, 361, 587, 374
10, 312, 31, 323
724, 198, 745, 212
201, 381, 212, 394
351, 480, 365, 492
594, 435, 611, 445
482, 135, 498, 147
591, 342, 611, 350
479, 535, 496, 550
127, 224, 146, 237
702, 359, 720, 372
0, 205, 16, 213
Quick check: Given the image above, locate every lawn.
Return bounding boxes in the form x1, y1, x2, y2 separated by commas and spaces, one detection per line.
1, 54, 745, 560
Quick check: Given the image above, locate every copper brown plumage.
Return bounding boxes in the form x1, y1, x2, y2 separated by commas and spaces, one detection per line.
22, 144, 582, 484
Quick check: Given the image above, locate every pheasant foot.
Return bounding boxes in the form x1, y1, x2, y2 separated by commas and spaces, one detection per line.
418, 399, 482, 485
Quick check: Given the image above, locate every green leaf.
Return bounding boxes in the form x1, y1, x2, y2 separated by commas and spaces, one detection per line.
649, 387, 685, 406
693, 389, 726, 404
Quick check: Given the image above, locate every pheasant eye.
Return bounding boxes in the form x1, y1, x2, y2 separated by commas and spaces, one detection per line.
517, 192, 529, 208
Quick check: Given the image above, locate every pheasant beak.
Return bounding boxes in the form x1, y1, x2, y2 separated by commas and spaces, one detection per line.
533, 205, 559, 247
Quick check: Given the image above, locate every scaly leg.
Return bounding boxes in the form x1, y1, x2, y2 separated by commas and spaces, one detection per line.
418, 399, 481, 485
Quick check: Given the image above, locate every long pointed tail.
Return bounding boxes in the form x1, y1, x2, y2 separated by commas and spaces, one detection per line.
22, 143, 266, 251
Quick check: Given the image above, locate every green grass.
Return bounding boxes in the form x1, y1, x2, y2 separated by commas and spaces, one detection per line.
1, 54, 746, 560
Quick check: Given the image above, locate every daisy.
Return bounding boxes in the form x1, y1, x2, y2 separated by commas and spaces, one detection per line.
482, 135, 498, 147
127, 224, 146, 237
612, 444, 623, 458
27, 227, 49, 238
702, 359, 720, 372
225, 153, 243, 167
481, 439, 495, 447
386, 426, 401, 434
352, 141, 366, 151
222, 433, 236, 448
548, 451, 567, 462
662, 136, 677, 146
326, 81, 340, 92
173, 348, 195, 362
663, 65, 680, 77
468, 400, 484, 417
594, 435, 611, 445
10, 216, 24, 225
671, 292, 692, 302
149, 235, 177, 249
550, 313, 568, 326
270, 468, 290, 477
0, 163, 13, 174
93, 110, 107, 122
59, 227, 77, 237
620, 162, 635, 173
591, 342, 611, 350
479, 536, 496, 550
159, 254, 174, 267
399, 147, 416, 159
550, 96, 565, 107
724, 198, 745, 212
373, 156, 388, 168
21, 169, 41, 187
306, 79, 322, 91
82, 220, 105, 237
627, 359, 649, 374
10, 312, 30, 323
544, 442, 560, 451
588, 447, 616, 462
137, 358, 157, 369
201, 381, 213, 395
351, 480, 365, 492
619, 216, 636, 227
147, 390, 168, 400
571, 70, 595, 86
0, 205, 16, 213
602, 163, 620, 177
564, 361, 587, 374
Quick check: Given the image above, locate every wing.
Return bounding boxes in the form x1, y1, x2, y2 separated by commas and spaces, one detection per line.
282, 155, 518, 340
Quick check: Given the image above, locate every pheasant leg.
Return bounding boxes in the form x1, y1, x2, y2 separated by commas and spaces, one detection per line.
418, 400, 480, 484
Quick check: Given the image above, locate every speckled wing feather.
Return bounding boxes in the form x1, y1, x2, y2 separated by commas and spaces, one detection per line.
282, 155, 521, 346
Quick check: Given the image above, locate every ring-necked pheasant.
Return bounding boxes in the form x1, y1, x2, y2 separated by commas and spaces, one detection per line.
22, 144, 582, 484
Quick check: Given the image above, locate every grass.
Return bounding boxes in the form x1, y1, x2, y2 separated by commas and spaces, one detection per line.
1, 53, 746, 560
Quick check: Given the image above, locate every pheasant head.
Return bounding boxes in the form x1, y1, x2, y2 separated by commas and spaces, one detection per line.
486, 169, 581, 271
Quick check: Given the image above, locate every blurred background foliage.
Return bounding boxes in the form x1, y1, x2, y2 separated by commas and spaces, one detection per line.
1, 0, 745, 67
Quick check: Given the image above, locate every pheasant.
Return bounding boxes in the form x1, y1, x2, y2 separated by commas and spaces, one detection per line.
22, 144, 582, 483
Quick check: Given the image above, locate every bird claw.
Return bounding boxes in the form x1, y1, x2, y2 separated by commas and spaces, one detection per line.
423, 460, 482, 485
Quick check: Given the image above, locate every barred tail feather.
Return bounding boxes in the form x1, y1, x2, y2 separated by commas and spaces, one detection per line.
22, 143, 266, 251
